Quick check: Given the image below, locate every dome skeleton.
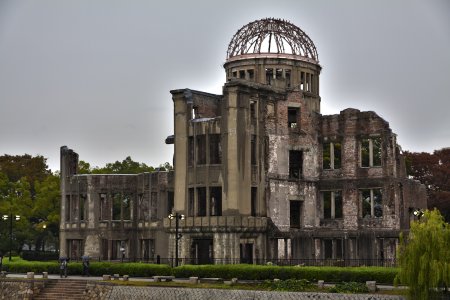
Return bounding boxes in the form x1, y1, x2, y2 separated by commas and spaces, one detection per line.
226, 18, 318, 62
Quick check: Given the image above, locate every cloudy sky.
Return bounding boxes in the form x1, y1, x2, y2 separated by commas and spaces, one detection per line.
0, 0, 449, 172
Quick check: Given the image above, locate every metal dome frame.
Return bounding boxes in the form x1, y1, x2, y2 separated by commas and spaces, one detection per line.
226, 18, 318, 62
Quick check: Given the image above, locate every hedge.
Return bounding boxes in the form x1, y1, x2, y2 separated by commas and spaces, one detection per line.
172, 265, 398, 284
2, 261, 171, 277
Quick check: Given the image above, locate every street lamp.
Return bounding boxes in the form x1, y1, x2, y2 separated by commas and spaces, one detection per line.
2, 214, 20, 262
168, 212, 185, 267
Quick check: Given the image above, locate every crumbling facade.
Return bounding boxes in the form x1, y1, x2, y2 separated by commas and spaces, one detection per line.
60, 18, 427, 264
59, 146, 173, 260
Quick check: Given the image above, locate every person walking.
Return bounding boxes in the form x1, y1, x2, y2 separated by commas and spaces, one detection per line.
82, 255, 90, 277
59, 257, 68, 278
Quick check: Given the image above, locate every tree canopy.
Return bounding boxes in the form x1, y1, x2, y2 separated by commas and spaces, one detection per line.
78, 156, 172, 174
404, 148, 450, 221
396, 209, 450, 299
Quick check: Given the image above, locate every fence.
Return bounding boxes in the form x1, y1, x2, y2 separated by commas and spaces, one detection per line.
63, 256, 397, 267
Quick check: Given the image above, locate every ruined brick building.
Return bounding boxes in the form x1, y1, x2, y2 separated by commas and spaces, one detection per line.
60, 18, 427, 264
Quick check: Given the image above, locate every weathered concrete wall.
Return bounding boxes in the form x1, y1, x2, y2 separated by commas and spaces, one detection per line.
0, 279, 45, 300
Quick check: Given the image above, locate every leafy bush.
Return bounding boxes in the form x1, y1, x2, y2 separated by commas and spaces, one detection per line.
329, 282, 369, 293
173, 264, 397, 284
262, 279, 314, 292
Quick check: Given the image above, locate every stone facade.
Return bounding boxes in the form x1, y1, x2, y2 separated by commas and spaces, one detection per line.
59, 147, 173, 260
60, 18, 427, 264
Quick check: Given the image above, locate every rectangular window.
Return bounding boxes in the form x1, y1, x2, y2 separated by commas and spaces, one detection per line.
141, 239, 154, 260
251, 135, 257, 165
322, 191, 343, 219
79, 194, 86, 221
122, 194, 131, 220
188, 188, 195, 217
324, 240, 333, 259
167, 191, 174, 215
323, 142, 342, 170
239, 70, 245, 79
361, 137, 382, 167
285, 69, 291, 87
138, 193, 148, 221
196, 135, 206, 165
112, 193, 122, 220
188, 137, 194, 167
209, 187, 222, 216
150, 192, 158, 221
99, 193, 108, 220
361, 189, 383, 218
290, 200, 302, 228
251, 187, 257, 217
209, 134, 222, 164
247, 69, 254, 80
288, 107, 299, 128
197, 187, 206, 217
65, 195, 71, 222
265, 68, 273, 85
289, 150, 303, 179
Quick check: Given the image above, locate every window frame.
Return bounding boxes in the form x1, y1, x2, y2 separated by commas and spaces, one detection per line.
322, 190, 343, 219
360, 188, 383, 218
360, 137, 382, 168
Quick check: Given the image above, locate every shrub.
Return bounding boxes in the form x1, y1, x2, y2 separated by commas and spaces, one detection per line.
262, 279, 314, 292
329, 282, 369, 293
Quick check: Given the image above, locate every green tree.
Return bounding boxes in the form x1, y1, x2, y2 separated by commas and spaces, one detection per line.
80, 156, 155, 174
396, 209, 450, 299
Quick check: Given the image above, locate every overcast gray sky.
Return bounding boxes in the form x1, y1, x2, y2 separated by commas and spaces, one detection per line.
0, 0, 449, 172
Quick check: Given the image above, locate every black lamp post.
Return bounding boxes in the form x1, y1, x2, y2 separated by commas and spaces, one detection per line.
2, 213, 20, 262
168, 213, 185, 267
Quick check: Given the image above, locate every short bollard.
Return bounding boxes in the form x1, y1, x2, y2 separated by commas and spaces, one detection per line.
189, 277, 198, 284
114, 274, 120, 280
317, 280, 324, 289
0, 271, 7, 278
42, 272, 48, 279
231, 278, 238, 285
123, 275, 129, 281
103, 275, 111, 281
26, 272, 34, 279
366, 281, 377, 292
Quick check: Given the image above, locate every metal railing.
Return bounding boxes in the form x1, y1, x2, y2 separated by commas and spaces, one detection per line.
63, 256, 397, 267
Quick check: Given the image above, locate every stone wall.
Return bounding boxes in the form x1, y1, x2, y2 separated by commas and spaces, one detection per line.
0, 279, 45, 300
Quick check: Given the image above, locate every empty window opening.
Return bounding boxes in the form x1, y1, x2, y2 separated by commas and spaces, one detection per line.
65, 195, 71, 222
361, 137, 382, 167
209, 134, 222, 164
251, 187, 257, 217
323, 142, 342, 169
122, 194, 131, 220
290, 200, 302, 228
276, 68, 283, 79
167, 191, 174, 215
188, 188, 195, 217
240, 243, 253, 264
112, 193, 121, 220
188, 137, 194, 167
209, 187, 222, 216
150, 192, 158, 221
251, 135, 257, 165
239, 70, 245, 79
99, 193, 108, 220
191, 105, 198, 119
141, 239, 154, 260
232, 71, 237, 78
285, 69, 291, 87
300, 72, 305, 90
197, 187, 206, 217
79, 194, 86, 221
265, 68, 273, 85
310, 74, 314, 93
250, 100, 257, 120
323, 191, 343, 219
191, 239, 213, 264
196, 135, 206, 165
324, 240, 333, 259
289, 150, 303, 179
247, 69, 254, 80
288, 107, 299, 128
138, 193, 148, 221
361, 189, 383, 218
323, 239, 343, 259
111, 240, 127, 260
67, 239, 83, 260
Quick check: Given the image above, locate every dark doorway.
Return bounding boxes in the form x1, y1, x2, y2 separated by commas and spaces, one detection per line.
240, 243, 253, 264
191, 239, 213, 264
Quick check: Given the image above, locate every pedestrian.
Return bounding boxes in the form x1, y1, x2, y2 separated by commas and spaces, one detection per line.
59, 257, 68, 278
82, 255, 89, 277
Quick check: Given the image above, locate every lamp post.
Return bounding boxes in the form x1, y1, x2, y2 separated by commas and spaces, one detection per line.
2, 213, 20, 262
168, 213, 185, 267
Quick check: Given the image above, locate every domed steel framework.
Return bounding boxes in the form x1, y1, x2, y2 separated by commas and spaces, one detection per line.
226, 18, 318, 62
